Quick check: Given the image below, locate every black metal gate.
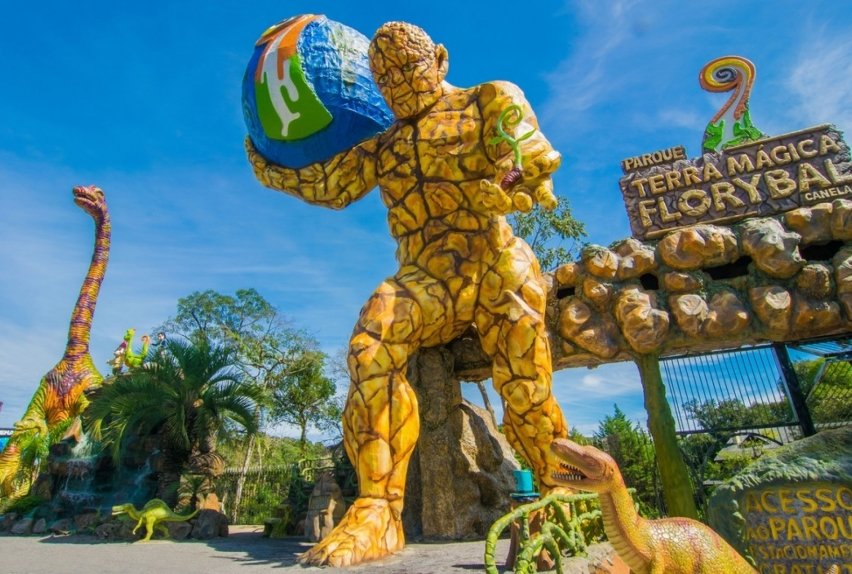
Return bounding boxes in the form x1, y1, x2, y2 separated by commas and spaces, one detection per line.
656, 336, 852, 514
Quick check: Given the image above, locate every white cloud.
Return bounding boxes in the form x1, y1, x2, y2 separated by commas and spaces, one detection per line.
0, 154, 395, 428
786, 35, 852, 132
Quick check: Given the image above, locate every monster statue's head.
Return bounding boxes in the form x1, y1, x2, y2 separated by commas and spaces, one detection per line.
72, 185, 107, 220
123, 328, 136, 344
550, 439, 621, 494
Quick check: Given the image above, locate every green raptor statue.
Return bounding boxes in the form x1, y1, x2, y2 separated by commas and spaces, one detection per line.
112, 499, 199, 542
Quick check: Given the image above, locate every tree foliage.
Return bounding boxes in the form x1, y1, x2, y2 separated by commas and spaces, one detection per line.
508, 198, 586, 270
161, 289, 334, 434
270, 350, 342, 451
592, 405, 659, 516
85, 338, 260, 476
794, 357, 852, 423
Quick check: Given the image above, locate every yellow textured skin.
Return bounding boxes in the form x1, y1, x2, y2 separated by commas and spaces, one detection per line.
246, 21, 567, 567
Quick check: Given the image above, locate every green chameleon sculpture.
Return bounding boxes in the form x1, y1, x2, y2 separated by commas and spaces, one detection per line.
699, 56, 764, 153
112, 499, 199, 542
549, 438, 758, 574
0, 186, 110, 499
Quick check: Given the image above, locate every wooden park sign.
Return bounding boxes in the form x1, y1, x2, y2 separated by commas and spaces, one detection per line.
620, 126, 852, 240
618, 56, 852, 240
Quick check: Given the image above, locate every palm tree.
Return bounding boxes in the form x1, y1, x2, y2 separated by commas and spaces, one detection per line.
85, 338, 261, 499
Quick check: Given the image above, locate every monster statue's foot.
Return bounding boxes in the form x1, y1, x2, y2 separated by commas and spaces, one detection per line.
298, 497, 404, 567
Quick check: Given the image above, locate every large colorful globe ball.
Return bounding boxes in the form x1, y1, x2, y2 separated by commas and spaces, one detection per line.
242, 15, 393, 168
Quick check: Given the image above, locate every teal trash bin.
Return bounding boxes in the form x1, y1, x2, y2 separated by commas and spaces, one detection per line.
513, 469, 534, 494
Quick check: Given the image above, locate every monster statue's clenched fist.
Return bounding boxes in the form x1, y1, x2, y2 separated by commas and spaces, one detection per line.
246, 21, 568, 567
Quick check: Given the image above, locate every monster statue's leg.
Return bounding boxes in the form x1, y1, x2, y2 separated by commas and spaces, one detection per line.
475, 239, 568, 491
300, 268, 451, 567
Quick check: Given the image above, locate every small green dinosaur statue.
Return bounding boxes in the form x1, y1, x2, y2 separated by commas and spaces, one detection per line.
112, 499, 199, 542
121, 328, 150, 370
550, 438, 757, 574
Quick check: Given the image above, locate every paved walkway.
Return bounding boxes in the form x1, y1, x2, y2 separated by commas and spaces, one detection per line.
0, 528, 616, 573
0, 527, 509, 574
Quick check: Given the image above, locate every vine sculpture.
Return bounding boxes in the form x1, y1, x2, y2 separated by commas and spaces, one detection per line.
0, 186, 110, 499
484, 491, 606, 574
246, 20, 569, 566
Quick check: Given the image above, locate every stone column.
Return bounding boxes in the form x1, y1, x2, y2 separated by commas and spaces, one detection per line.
403, 347, 519, 539
635, 353, 698, 519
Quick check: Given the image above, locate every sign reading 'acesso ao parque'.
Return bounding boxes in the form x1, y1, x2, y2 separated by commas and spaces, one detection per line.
619, 125, 852, 240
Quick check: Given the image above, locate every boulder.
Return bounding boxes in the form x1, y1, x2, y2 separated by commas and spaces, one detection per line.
749, 286, 792, 335
614, 288, 669, 353
191, 509, 229, 539
555, 262, 580, 287
703, 291, 750, 338
582, 277, 614, 308
662, 271, 702, 293
708, 427, 852, 574
0, 512, 17, 532
403, 347, 519, 540
784, 204, 833, 245
792, 297, 842, 334
582, 245, 619, 279
833, 247, 852, 295
31, 518, 47, 535
830, 199, 852, 240
74, 512, 100, 532
740, 218, 803, 278
558, 298, 620, 359
11, 517, 34, 535
669, 294, 708, 337
794, 263, 833, 300
167, 520, 193, 540
614, 238, 656, 280
657, 225, 738, 271
47, 518, 71, 535
95, 522, 117, 540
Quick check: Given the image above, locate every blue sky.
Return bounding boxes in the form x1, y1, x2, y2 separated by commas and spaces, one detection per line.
1, 0, 850, 438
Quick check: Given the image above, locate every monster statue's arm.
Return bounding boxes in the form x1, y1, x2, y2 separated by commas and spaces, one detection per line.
245, 136, 380, 210
479, 81, 561, 213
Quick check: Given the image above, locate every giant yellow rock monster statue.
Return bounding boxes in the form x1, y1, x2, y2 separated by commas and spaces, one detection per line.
246, 21, 568, 566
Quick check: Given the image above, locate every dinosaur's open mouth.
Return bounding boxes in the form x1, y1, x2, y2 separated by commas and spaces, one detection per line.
552, 461, 587, 482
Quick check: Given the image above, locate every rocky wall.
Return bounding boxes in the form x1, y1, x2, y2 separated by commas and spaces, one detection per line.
453, 200, 852, 378
551, 199, 852, 368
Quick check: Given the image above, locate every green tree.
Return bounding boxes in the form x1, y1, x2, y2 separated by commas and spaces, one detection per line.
507, 198, 586, 270
794, 358, 852, 423
593, 404, 659, 515
678, 397, 791, 514
85, 338, 260, 499
270, 350, 342, 453
161, 289, 325, 516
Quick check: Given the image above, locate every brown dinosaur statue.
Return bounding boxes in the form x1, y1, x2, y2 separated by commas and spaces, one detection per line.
550, 438, 758, 574
0, 185, 110, 499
